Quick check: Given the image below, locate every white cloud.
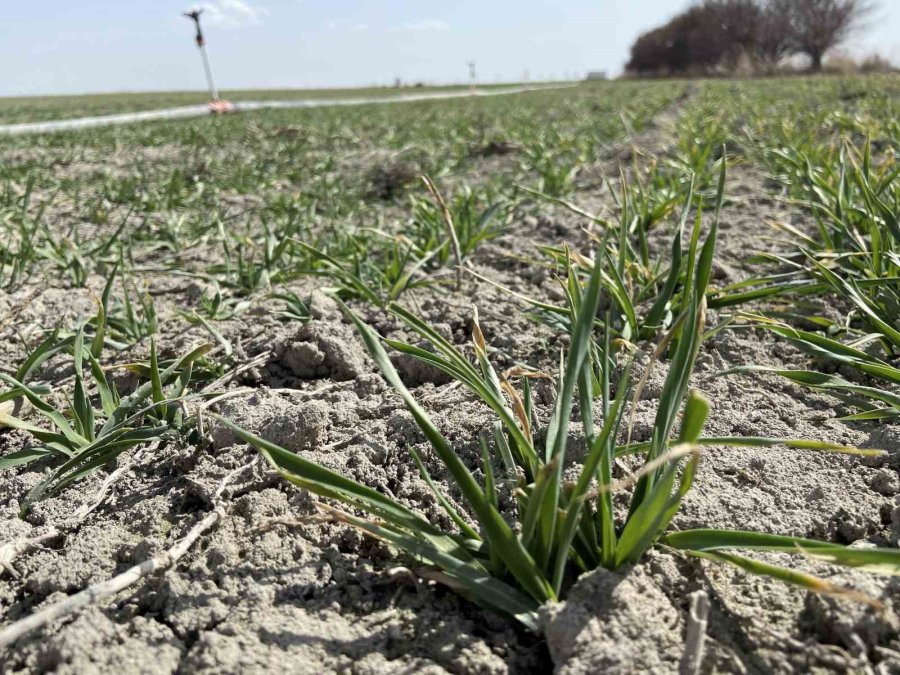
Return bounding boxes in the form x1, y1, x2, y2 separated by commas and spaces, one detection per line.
402, 19, 449, 31
325, 20, 371, 32
198, 0, 268, 29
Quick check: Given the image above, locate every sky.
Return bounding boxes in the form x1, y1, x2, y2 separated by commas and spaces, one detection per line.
1, 1, 898, 96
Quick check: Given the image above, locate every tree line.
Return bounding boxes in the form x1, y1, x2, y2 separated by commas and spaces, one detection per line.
626, 0, 872, 76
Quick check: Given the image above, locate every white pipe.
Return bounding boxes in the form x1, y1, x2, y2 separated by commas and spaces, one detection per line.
0, 84, 577, 137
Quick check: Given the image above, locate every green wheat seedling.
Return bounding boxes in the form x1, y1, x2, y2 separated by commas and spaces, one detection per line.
35, 225, 90, 287
194, 283, 251, 321
613, 160, 682, 241
33, 202, 137, 290
295, 168, 513, 304
104, 277, 159, 347
710, 140, 899, 420
217, 219, 897, 629
274, 290, 312, 323
36, 199, 141, 291
799, 143, 899, 351
496, 161, 726, 346
8, 265, 160, 392
405, 186, 510, 268
6, 267, 128, 385
0, 176, 46, 291
294, 238, 435, 308
721, 313, 900, 421
775, 140, 898, 307
0, 328, 211, 507
95, 165, 210, 213
674, 103, 730, 193
205, 219, 300, 295
521, 143, 581, 197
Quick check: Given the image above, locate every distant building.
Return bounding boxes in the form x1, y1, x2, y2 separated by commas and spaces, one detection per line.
586, 71, 608, 81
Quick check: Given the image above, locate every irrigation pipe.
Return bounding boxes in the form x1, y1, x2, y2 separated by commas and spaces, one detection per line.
0, 84, 577, 137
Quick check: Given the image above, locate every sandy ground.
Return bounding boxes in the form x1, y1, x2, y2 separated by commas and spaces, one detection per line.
1, 95, 899, 674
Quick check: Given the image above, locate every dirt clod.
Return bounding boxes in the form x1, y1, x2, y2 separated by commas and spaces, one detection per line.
542, 561, 684, 674
211, 390, 330, 453
276, 321, 370, 381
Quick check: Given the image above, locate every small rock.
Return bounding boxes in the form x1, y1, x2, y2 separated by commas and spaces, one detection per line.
869, 469, 899, 497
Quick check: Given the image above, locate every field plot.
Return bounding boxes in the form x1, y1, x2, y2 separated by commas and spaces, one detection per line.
0, 77, 898, 672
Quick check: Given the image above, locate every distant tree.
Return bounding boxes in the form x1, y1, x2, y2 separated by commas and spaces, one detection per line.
624, 0, 875, 76
783, 0, 872, 71
627, 25, 677, 75
675, 6, 731, 71
626, 2, 749, 75
704, 0, 762, 51
752, 0, 796, 72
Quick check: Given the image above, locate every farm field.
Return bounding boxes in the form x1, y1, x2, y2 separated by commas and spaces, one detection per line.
0, 76, 898, 672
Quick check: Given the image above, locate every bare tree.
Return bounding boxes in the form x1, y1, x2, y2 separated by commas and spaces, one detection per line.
705, 0, 762, 51
626, 1, 755, 76
783, 0, 872, 71
624, 0, 874, 76
702, 0, 762, 70
752, 0, 796, 72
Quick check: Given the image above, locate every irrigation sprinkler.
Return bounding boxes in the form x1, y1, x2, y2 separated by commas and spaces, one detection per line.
183, 9, 233, 113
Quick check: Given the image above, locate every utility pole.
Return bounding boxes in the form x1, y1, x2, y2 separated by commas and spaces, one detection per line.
184, 9, 232, 112
468, 61, 477, 94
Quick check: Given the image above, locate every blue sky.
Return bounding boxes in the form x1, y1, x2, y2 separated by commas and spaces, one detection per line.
2, 1, 898, 96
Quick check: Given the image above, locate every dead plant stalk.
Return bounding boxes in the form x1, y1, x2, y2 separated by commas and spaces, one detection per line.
422, 175, 463, 291
0, 458, 257, 649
